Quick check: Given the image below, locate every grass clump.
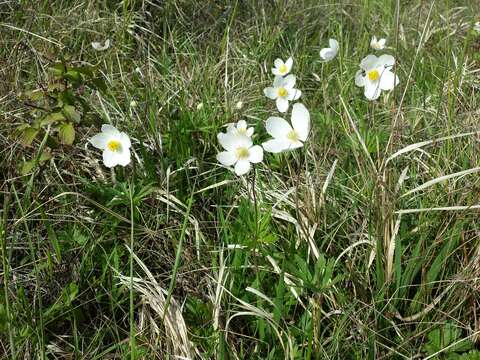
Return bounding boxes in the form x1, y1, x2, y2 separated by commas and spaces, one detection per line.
1, 0, 480, 358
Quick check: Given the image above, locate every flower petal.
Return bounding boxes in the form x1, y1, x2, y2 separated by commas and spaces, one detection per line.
274, 58, 283, 69
378, 54, 395, 67
273, 75, 284, 88
89, 133, 109, 149
265, 116, 292, 138
236, 134, 253, 148
264, 87, 277, 99
379, 70, 399, 91
283, 74, 296, 88
216, 151, 237, 166
103, 150, 119, 167
117, 149, 131, 166
272, 68, 281, 76
287, 89, 301, 101
285, 57, 293, 72
355, 70, 366, 87
276, 97, 289, 113
246, 128, 254, 137
248, 145, 263, 163
120, 132, 131, 148
329, 39, 339, 52
360, 54, 378, 70
101, 124, 121, 136
320, 48, 334, 61
262, 139, 290, 153
218, 132, 250, 151
92, 39, 110, 51
286, 141, 304, 150
284, 57, 293, 68
234, 160, 251, 176
237, 120, 247, 130
291, 103, 310, 142
364, 82, 381, 101
226, 123, 236, 133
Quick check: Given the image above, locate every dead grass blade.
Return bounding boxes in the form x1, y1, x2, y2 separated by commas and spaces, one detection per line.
401, 167, 480, 198
117, 246, 194, 359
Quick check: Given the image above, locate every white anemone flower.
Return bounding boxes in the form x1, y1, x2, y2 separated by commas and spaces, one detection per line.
91, 39, 111, 51
319, 39, 339, 61
262, 103, 310, 153
89, 124, 131, 167
263, 75, 301, 113
227, 120, 254, 137
355, 54, 399, 101
474, 22, 480, 32
370, 36, 386, 50
272, 57, 293, 76
216, 133, 263, 176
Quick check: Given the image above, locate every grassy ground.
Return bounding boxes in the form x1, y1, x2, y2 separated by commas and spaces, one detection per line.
1, 0, 480, 358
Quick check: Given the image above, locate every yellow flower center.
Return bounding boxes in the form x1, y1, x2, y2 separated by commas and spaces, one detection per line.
277, 87, 288, 97
279, 64, 288, 74
286, 130, 299, 142
107, 140, 122, 152
236, 147, 249, 159
368, 69, 380, 81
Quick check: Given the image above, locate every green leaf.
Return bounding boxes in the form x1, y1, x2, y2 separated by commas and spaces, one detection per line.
62, 105, 81, 123
58, 90, 76, 106
90, 78, 108, 93
47, 83, 66, 92
23, 89, 45, 101
39, 150, 52, 162
45, 219, 61, 263
20, 127, 39, 146
48, 63, 65, 77
58, 123, 75, 145
456, 351, 480, 360
64, 282, 79, 304
41, 112, 65, 126
64, 70, 81, 83
15, 123, 30, 133
72, 65, 95, 77
20, 160, 36, 175
424, 323, 474, 356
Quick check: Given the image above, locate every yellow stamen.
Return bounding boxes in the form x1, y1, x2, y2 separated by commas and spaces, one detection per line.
277, 87, 288, 97
368, 69, 380, 81
286, 130, 299, 142
236, 147, 249, 159
107, 140, 122, 152
279, 64, 288, 74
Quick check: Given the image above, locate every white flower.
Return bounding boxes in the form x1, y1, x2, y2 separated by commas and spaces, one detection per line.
319, 39, 339, 61
370, 36, 386, 50
262, 103, 310, 153
89, 124, 131, 167
235, 101, 243, 110
474, 22, 480, 32
91, 39, 111, 51
355, 54, 399, 101
216, 133, 263, 176
263, 75, 301, 113
272, 57, 293, 76
226, 120, 254, 137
